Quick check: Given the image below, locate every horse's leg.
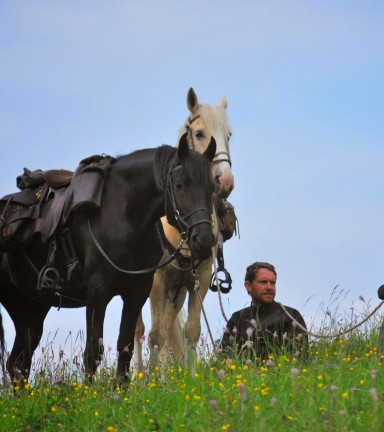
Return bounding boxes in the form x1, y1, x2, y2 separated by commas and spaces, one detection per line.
83, 284, 112, 379
162, 285, 188, 365
183, 257, 212, 372
133, 310, 145, 373
148, 266, 173, 367
117, 283, 152, 379
0, 291, 50, 385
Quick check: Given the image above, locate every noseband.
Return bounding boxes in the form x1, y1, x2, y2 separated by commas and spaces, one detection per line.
186, 115, 232, 168
165, 163, 213, 242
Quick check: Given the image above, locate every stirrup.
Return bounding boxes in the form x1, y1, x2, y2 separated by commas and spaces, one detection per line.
209, 267, 232, 294
37, 265, 62, 290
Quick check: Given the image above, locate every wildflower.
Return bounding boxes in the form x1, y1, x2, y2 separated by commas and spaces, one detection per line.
250, 318, 257, 327
51, 406, 57, 412
210, 400, 217, 410
266, 359, 274, 367
245, 359, 252, 365
106, 427, 117, 432
297, 333, 303, 339
350, 387, 359, 392
330, 385, 337, 391
113, 393, 120, 402
59, 349, 64, 360
270, 397, 277, 406
216, 348, 223, 354
292, 320, 297, 327
359, 295, 365, 302
342, 392, 348, 398
246, 327, 253, 338
98, 338, 103, 346
45, 376, 51, 383
54, 378, 63, 385
282, 332, 287, 341
223, 327, 230, 333
153, 345, 159, 351
218, 369, 226, 380
339, 410, 345, 416
233, 326, 238, 335
369, 388, 378, 403
34, 372, 40, 379
108, 345, 112, 351
238, 383, 246, 400
254, 405, 260, 411
94, 411, 99, 417
370, 370, 377, 380
291, 368, 299, 378
200, 334, 205, 346
273, 331, 278, 338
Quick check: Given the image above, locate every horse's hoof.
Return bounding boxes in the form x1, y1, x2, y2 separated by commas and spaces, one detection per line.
378, 285, 384, 300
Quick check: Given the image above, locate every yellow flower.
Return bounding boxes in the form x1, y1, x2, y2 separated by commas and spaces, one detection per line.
342, 392, 348, 398
51, 406, 57, 412
185, 395, 190, 401
94, 411, 99, 416
287, 416, 293, 421
106, 427, 117, 432
230, 365, 236, 371
254, 405, 260, 411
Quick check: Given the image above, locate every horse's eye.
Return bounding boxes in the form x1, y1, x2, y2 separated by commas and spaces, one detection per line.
195, 130, 204, 140
175, 183, 183, 191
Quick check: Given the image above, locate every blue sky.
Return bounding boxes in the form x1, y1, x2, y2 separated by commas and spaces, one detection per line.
1, 1, 384, 357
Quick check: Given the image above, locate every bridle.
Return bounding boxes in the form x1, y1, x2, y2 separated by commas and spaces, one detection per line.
88, 157, 213, 275
165, 162, 213, 242
186, 115, 232, 168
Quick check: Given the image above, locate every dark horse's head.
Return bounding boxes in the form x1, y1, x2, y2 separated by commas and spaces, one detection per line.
155, 133, 216, 261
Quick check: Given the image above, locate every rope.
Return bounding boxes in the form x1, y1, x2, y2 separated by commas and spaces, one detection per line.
277, 300, 384, 339
191, 271, 215, 347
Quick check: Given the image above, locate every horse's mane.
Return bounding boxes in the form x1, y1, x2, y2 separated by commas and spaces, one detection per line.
154, 145, 213, 192
177, 103, 232, 142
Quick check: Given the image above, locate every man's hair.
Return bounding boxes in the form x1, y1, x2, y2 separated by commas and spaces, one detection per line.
244, 262, 277, 283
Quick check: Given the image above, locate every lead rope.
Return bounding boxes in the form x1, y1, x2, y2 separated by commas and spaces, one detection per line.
278, 300, 384, 339
192, 270, 215, 347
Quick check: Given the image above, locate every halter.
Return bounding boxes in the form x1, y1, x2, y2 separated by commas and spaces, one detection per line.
185, 115, 232, 167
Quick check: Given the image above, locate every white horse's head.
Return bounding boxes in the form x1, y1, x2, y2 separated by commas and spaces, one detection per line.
177, 88, 234, 199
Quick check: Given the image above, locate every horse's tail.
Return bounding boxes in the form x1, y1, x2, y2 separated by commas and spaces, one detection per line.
172, 307, 187, 362
0, 306, 6, 377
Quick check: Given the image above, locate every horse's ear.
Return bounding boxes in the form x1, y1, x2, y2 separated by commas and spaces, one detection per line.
187, 88, 199, 114
203, 137, 216, 163
219, 96, 227, 110
178, 132, 189, 160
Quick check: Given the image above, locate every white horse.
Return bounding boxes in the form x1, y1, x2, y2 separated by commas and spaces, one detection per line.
134, 88, 234, 370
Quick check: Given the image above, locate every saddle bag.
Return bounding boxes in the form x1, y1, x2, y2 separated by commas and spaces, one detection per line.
0, 186, 48, 251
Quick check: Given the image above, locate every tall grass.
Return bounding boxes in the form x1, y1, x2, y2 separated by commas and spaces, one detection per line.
1, 295, 383, 431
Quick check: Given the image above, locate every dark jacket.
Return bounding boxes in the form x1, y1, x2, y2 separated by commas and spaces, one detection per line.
221, 301, 308, 360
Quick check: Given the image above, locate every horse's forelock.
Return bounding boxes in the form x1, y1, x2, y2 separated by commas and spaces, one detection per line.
177, 103, 232, 143
180, 150, 214, 188
154, 145, 213, 191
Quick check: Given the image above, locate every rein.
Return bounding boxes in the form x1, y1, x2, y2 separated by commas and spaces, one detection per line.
88, 158, 212, 276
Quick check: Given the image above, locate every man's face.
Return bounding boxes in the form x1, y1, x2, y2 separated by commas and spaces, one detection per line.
244, 268, 276, 305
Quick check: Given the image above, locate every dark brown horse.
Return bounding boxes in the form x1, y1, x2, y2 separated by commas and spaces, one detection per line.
0, 134, 217, 381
